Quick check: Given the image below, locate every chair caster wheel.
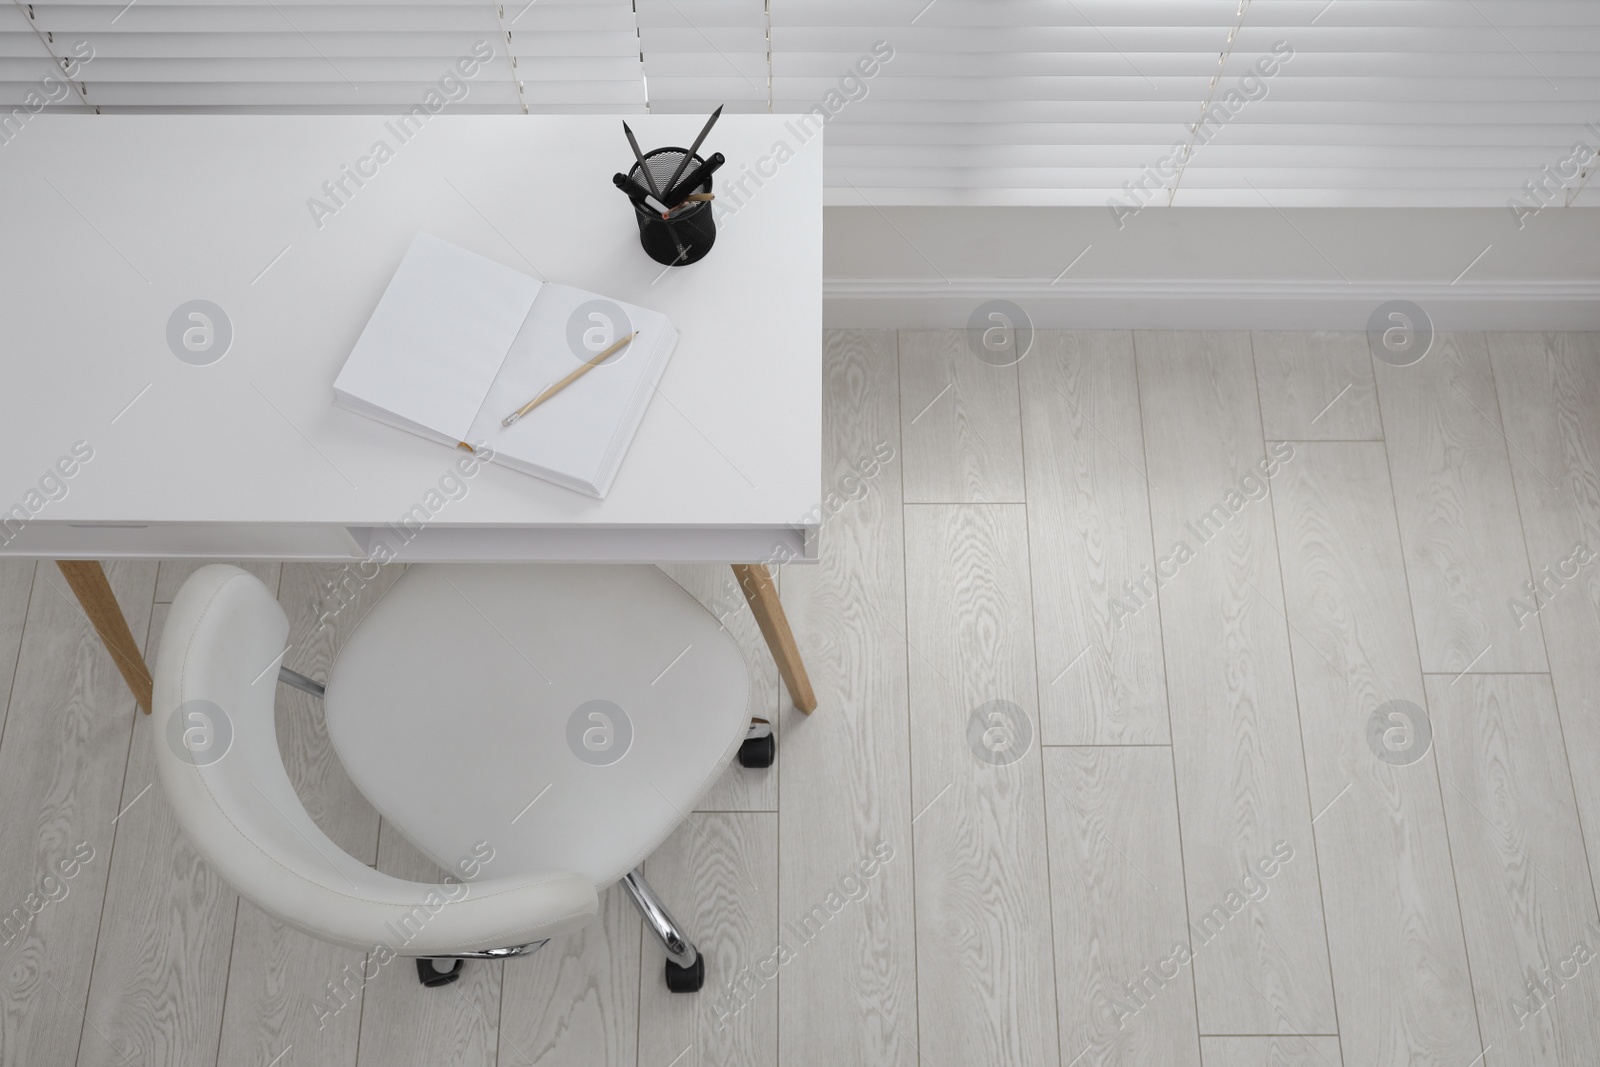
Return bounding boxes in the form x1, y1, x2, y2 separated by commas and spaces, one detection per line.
738, 733, 775, 768
665, 954, 704, 993
417, 958, 462, 987
738, 718, 775, 768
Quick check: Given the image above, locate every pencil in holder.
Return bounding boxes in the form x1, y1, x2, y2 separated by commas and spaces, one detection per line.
629, 147, 716, 267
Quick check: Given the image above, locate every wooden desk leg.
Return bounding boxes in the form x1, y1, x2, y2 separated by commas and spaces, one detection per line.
55, 561, 152, 714
731, 563, 817, 714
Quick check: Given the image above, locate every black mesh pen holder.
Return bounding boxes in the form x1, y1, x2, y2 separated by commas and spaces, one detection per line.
629, 147, 716, 267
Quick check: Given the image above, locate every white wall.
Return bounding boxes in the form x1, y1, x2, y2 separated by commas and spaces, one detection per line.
822, 206, 1600, 330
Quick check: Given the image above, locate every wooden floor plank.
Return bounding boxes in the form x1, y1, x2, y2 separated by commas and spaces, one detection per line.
78, 603, 239, 1067
778, 330, 919, 1067
216, 907, 364, 1067
897, 329, 1025, 503
1486, 331, 1600, 901
496, 885, 641, 1067
1252, 332, 1382, 442
353, 823, 503, 1067
1018, 331, 1169, 744
903, 503, 1058, 1067
0, 560, 156, 1065
0, 560, 36, 738
1046, 747, 1199, 1067
1270, 442, 1481, 1066
1133, 330, 1335, 1035
1428, 674, 1600, 1067
1374, 332, 1548, 673
638, 813, 776, 1067
215, 562, 393, 1067
1201, 1035, 1344, 1067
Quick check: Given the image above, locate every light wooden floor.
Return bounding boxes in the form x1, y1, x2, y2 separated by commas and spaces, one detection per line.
2, 330, 1598, 1067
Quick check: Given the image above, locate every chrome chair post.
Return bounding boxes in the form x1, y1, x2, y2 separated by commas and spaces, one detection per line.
621, 868, 698, 969
277, 666, 326, 698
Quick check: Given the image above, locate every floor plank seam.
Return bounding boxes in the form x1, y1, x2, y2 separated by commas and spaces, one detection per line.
1369, 347, 1492, 1065
1250, 329, 1346, 1046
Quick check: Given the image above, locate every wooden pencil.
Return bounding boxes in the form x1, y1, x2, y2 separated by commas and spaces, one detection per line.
501, 332, 637, 426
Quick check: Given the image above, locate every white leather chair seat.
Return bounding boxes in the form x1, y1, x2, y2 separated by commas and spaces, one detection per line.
324, 564, 751, 890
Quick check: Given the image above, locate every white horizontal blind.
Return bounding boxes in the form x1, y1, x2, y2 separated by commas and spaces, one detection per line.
636, 0, 768, 113
772, 0, 1600, 205
0, 0, 646, 113
505, 0, 645, 113
4, 0, 1597, 206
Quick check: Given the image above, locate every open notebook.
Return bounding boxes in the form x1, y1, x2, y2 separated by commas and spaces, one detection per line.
334, 233, 678, 498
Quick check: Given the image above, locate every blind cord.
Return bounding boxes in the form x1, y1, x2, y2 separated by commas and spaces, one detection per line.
10, 0, 97, 114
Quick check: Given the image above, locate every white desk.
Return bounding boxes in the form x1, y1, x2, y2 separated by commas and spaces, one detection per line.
0, 115, 821, 713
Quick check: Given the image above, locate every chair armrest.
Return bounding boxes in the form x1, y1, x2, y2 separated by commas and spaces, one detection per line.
152, 565, 599, 955
158, 719, 599, 953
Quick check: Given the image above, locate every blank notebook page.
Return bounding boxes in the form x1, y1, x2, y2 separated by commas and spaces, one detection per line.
467, 283, 670, 483
334, 233, 541, 442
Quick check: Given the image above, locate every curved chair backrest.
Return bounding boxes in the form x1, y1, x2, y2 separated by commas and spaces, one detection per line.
153, 565, 597, 954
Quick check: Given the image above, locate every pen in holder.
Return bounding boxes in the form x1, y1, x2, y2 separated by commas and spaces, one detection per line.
629, 147, 716, 267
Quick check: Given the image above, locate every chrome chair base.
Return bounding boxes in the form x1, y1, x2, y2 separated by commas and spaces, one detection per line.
622, 867, 705, 992
621, 868, 698, 969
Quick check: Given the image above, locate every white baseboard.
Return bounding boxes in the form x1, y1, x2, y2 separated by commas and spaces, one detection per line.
823, 277, 1600, 331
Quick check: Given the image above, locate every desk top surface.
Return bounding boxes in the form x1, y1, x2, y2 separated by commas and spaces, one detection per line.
0, 114, 821, 539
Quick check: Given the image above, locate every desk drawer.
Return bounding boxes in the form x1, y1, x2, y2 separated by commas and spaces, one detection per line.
345, 524, 814, 564
1, 522, 366, 560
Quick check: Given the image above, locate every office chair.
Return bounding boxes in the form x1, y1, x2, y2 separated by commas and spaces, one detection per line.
154, 563, 774, 992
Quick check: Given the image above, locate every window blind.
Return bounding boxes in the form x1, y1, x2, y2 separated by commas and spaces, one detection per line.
772, 0, 1600, 206
0, 1, 645, 113
636, 0, 768, 113
4, 0, 1596, 206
